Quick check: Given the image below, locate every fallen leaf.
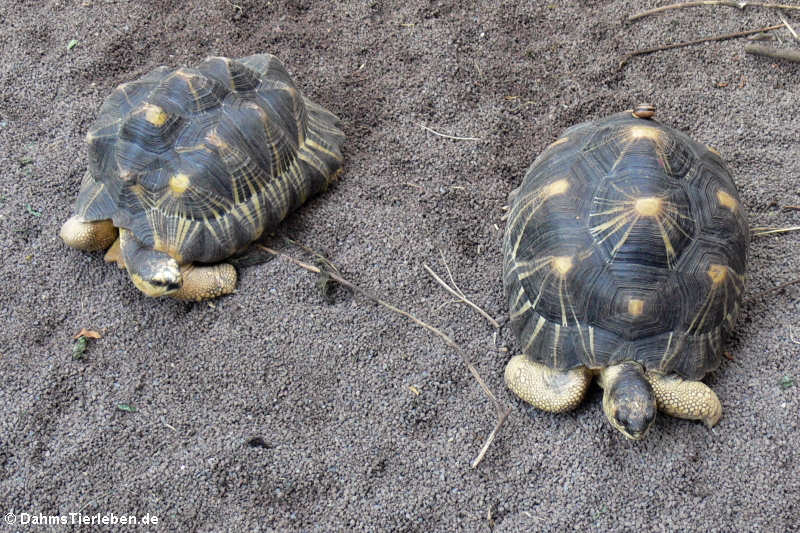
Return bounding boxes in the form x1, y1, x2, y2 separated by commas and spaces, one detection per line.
67, 39, 78, 50
74, 328, 102, 339
779, 375, 794, 389
408, 385, 421, 396
116, 403, 137, 413
25, 204, 41, 217
723, 351, 734, 361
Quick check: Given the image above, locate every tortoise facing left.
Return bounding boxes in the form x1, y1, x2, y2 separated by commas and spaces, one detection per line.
503, 104, 749, 439
61, 54, 344, 301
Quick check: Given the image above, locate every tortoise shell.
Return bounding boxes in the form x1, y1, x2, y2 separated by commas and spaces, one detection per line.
503, 110, 749, 380
72, 54, 344, 264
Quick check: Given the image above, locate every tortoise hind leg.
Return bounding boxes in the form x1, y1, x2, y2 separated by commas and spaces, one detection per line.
60, 216, 117, 251
505, 355, 592, 412
172, 263, 237, 301
645, 372, 722, 428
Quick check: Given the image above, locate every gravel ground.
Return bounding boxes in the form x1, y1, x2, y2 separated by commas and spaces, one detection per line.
1, 1, 798, 531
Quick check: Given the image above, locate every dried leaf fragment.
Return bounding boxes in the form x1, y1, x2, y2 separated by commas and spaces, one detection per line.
74, 328, 102, 339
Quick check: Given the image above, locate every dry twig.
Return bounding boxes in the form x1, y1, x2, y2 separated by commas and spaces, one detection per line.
417, 122, 482, 141
424, 251, 501, 329
628, 1, 800, 21
789, 326, 800, 345
777, 11, 800, 40
745, 43, 800, 61
258, 243, 511, 467
619, 24, 785, 69
746, 277, 800, 303
752, 225, 800, 236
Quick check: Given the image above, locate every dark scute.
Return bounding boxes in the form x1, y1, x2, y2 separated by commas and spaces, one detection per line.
238, 54, 294, 87
196, 56, 260, 93
147, 68, 227, 115
509, 310, 587, 369
686, 171, 750, 269
583, 114, 695, 180
87, 129, 120, 186
173, 110, 220, 149
97, 67, 171, 120
118, 106, 185, 155
216, 94, 299, 182
74, 171, 117, 221
136, 166, 171, 193
258, 86, 303, 145
113, 137, 171, 176
173, 147, 233, 203
584, 263, 677, 340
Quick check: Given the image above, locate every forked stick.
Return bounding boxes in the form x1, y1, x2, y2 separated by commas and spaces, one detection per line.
745, 43, 800, 62
619, 24, 785, 68
258, 244, 512, 467
628, 1, 800, 22
424, 251, 501, 329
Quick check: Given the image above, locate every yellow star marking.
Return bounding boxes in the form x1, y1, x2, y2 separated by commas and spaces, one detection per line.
169, 174, 191, 196
590, 186, 692, 268
716, 190, 738, 212
633, 196, 662, 217
206, 131, 228, 148
627, 125, 663, 141
707, 264, 727, 285
688, 264, 743, 334
507, 178, 571, 259
608, 124, 674, 175
543, 179, 570, 199
143, 104, 168, 127
628, 298, 644, 316
551, 256, 573, 277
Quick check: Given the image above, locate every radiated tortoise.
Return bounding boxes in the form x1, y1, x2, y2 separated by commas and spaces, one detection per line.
503, 104, 749, 439
61, 54, 344, 301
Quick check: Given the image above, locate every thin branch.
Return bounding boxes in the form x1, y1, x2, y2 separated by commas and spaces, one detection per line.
789, 325, 800, 345
440, 249, 461, 291
628, 1, 800, 22
752, 225, 800, 236
745, 43, 800, 62
258, 244, 510, 467
619, 24, 785, 69
423, 252, 501, 329
470, 404, 512, 469
417, 122, 483, 141
778, 11, 800, 40
746, 277, 800, 303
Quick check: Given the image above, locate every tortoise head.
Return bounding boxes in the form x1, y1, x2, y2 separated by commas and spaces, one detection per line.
600, 362, 657, 440
128, 256, 183, 298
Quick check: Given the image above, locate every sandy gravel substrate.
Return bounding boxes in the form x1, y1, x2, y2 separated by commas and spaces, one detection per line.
1, 1, 798, 531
